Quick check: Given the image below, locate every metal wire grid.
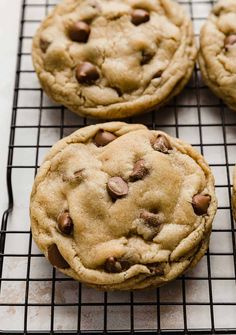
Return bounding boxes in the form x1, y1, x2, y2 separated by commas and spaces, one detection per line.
0, 0, 236, 333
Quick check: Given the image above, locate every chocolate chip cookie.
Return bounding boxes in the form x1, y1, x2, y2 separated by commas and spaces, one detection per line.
30, 122, 217, 290
32, 0, 197, 119
199, 0, 236, 111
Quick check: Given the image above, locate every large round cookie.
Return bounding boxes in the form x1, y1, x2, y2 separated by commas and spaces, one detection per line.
32, 0, 197, 119
199, 0, 236, 111
30, 122, 217, 290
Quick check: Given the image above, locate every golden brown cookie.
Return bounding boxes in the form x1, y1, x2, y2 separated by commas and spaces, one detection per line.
30, 122, 217, 290
32, 0, 197, 119
199, 0, 236, 111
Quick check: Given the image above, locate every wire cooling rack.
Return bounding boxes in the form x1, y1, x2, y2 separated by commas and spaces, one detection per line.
1, 0, 236, 333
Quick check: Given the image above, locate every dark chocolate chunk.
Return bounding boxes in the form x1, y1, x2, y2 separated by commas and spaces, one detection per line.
76, 62, 99, 84
107, 177, 129, 199
57, 212, 73, 235
94, 129, 117, 146
131, 9, 150, 25
48, 244, 69, 268
192, 194, 211, 216
130, 159, 148, 181
152, 134, 172, 153
68, 21, 90, 43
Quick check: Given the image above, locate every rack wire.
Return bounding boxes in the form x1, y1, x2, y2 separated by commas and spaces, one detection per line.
1, 0, 236, 333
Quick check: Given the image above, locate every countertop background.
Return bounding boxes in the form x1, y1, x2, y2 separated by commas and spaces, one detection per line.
0, 0, 21, 217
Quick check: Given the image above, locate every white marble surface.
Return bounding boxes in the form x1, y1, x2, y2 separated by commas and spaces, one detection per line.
0, 0, 21, 217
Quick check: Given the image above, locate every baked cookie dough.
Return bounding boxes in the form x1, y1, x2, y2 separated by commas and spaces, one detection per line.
32, 0, 197, 119
30, 122, 217, 290
199, 0, 236, 111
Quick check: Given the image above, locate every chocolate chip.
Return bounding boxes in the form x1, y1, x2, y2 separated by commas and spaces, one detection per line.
105, 257, 130, 273
57, 212, 73, 235
105, 257, 122, 273
48, 244, 69, 269
68, 21, 91, 43
107, 177, 129, 199
130, 159, 148, 181
131, 9, 150, 25
192, 194, 211, 216
148, 262, 165, 275
224, 34, 236, 49
141, 50, 154, 65
40, 38, 50, 53
62, 169, 84, 183
76, 62, 99, 84
120, 259, 131, 270
152, 134, 172, 153
152, 70, 163, 79
94, 129, 117, 146
140, 210, 162, 226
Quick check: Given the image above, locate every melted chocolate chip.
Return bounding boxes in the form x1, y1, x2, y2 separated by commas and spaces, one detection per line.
94, 129, 117, 146
140, 210, 162, 226
76, 62, 99, 84
57, 212, 73, 235
152, 134, 172, 153
62, 169, 84, 183
120, 260, 131, 270
131, 9, 150, 25
141, 50, 154, 65
225, 34, 236, 49
40, 38, 50, 53
192, 194, 211, 216
130, 159, 148, 181
107, 177, 129, 199
148, 262, 165, 275
68, 21, 90, 43
48, 244, 69, 268
105, 257, 130, 273
105, 257, 122, 273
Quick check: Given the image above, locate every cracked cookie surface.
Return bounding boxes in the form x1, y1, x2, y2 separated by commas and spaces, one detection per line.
199, 0, 236, 111
30, 122, 217, 290
32, 0, 196, 119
